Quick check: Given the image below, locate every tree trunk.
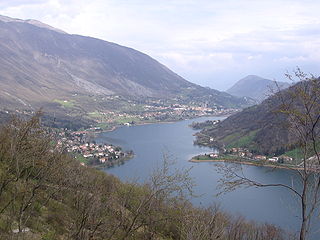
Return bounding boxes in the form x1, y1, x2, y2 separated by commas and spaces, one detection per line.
299, 177, 308, 240
299, 218, 307, 240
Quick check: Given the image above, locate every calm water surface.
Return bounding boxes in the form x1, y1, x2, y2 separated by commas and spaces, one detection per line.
96, 116, 319, 238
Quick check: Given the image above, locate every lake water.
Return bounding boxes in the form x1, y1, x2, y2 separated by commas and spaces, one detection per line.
96, 116, 319, 239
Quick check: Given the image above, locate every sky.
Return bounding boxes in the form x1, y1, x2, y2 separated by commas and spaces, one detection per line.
0, 0, 319, 90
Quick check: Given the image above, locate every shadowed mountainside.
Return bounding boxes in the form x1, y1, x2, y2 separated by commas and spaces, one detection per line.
195, 79, 320, 155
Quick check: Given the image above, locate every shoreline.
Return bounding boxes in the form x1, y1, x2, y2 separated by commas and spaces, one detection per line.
189, 158, 305, 171
92, 153, 135, 169
96, 113, 231, 134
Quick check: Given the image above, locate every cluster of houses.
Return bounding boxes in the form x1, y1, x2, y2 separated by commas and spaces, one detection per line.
142, 105, 236, 120
92, 102, 236, 125
210, 147, 293, 163
56, 131, 130, 166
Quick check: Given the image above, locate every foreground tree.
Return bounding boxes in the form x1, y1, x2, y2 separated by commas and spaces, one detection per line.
0, 112, 291, 239
0, 112, 68, 234
219, 69, 320, 240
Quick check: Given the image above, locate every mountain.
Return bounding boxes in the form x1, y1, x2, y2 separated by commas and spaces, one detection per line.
0, 15, 249, 110
194, 99, 290, 155
227, 75, 290, 101
195, 79, 320, 156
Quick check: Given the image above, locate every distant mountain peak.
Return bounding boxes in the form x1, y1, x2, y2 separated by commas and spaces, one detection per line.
227, 75, 290, 101
241, 75, 268, 80
0, 15, 66, 34
0, 15, 250, 110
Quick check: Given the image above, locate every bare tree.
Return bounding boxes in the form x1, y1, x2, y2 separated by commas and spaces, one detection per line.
109, 156, 194, 240
178, 204, 227, 240
218, 69, 320, 240
0, 112, 71, 239
64, 166, 115, 240
0, 112, 296, 239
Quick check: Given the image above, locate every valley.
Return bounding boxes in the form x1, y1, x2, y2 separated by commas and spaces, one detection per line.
0, 9, 319, 240
0, 15, 251, 132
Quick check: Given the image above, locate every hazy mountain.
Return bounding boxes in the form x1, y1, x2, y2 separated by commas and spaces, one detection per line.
227, 75, 290, 101
0, 15, 249, 110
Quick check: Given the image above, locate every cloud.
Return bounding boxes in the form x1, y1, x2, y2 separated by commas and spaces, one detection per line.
0, 0, 319, 90
0, 0, 47, 8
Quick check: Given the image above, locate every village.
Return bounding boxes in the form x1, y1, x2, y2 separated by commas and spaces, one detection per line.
227, 147, 292, 163
89, 100, 238, 127
193, 147, 295, 165
56, 130, 133, 168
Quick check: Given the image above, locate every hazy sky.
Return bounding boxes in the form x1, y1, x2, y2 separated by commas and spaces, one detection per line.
0, 0, 319, 90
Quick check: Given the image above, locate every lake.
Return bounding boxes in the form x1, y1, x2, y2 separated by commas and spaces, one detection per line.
96, 116, 319, 239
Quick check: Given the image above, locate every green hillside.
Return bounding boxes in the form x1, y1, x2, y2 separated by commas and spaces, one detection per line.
195, 77, 320, 157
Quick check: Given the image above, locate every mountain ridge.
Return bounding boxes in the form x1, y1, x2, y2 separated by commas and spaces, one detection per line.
0, 15, 66, 33
0, 15, 250, 111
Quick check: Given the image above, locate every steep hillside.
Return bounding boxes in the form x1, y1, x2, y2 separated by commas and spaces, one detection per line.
0, 15, 249, 110
196, 78, 320, 156
195, 101, 289, 155
227, 75, 290, 101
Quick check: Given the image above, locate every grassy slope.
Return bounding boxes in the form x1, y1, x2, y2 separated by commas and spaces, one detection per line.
225, 130, 259, 150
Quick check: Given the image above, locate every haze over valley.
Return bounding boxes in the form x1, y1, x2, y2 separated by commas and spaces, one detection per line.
0, 15, 253, 129
0, 1, 320, 240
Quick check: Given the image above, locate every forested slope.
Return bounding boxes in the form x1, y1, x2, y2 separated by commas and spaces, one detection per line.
0, 114, 291, 239
195, 77, 320, 156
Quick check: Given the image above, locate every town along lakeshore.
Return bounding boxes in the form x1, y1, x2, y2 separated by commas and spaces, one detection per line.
95, 116, 320, 238
189, 147, 306, 171
55, 128, 133, 168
